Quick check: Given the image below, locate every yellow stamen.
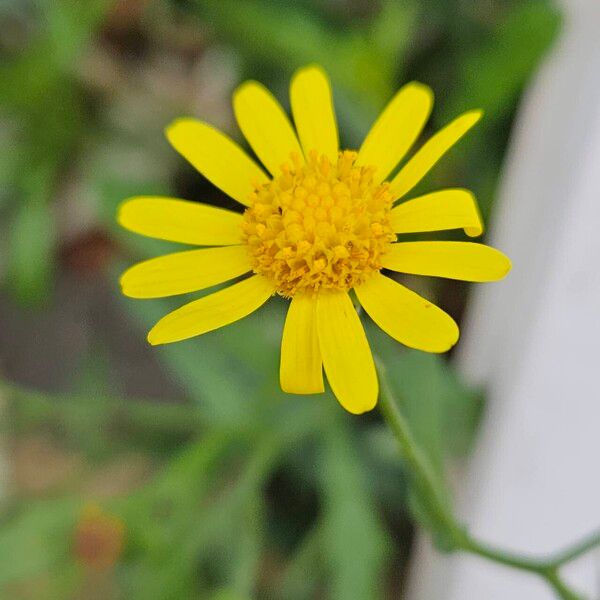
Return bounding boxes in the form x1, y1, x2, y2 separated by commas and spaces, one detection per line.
241, 150, 396, 297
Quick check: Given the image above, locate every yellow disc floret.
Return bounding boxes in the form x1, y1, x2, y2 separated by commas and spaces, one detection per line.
242, 150, 396, 297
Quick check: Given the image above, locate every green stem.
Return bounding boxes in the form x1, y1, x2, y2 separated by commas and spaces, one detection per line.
461, 538, 582, 600
549, 529, 600, 567
544, 570, 584, 600
377, 361, 463, 544
376, 361, 596, 600
459, 535, 550, 573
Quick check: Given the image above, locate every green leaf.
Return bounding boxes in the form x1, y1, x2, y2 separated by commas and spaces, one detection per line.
5, 166, 56, 305
0, 498, 79, 586
121, 433, 236, 599
370, 0, 419, 75
122, 437, 275, 600
277, 524, 324, 599
210, 591, 248, 600
441, 2, 561, 123
319, 419, 389, 600
189, 0, 394, 109
0, 0, 108, 108
119, 290, 284, 426
42, 0, 111, 70
230, 496, 263, 596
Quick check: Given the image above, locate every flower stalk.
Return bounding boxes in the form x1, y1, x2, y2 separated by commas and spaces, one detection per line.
376, 360, 599, 600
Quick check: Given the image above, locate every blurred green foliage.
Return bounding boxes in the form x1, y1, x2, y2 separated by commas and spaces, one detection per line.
1, 0, 109, 304
0, 0, 560, 598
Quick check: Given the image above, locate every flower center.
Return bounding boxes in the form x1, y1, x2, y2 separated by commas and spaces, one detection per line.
241, 150, 396, 297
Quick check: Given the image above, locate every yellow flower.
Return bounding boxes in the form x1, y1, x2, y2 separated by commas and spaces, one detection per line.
118, 65, 511, 415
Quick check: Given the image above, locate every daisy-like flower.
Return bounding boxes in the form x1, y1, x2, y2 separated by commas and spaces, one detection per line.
118, 65, 510, 414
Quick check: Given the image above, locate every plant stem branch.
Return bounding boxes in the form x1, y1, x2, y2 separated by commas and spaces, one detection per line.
376, 360, 597, 600
549, 529, 600, 567
459, 535, 549, 572
544, 570, 585, 600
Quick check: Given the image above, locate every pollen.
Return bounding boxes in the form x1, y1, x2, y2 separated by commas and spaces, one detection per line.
241, 150, 396, 296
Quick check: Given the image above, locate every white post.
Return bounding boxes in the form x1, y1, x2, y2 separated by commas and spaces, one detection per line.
407, 2, 600, 598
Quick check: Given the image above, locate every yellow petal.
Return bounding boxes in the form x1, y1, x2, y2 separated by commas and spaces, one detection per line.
355, 273, 458, 353
356, 82, 433, 183
148, 275, 275, 345
382, 242, 512, 282
390, 189, 483, 237
290, 64, 339, 162
390, 110, 483, 201
316, 291, 378, 414
117, 197, 243, 245
120, 246, 252, 299
166, 119, 269, 207
233, 81, 303, 177
280, 294, 324, 394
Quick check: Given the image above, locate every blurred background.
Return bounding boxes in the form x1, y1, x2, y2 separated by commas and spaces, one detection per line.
0, 0, 566, 598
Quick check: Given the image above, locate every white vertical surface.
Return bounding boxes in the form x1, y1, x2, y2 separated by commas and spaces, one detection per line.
407, 2, 600, 599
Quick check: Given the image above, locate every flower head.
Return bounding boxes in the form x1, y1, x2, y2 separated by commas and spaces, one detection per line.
118, 65, 511, 414
242, 149, 396, 296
